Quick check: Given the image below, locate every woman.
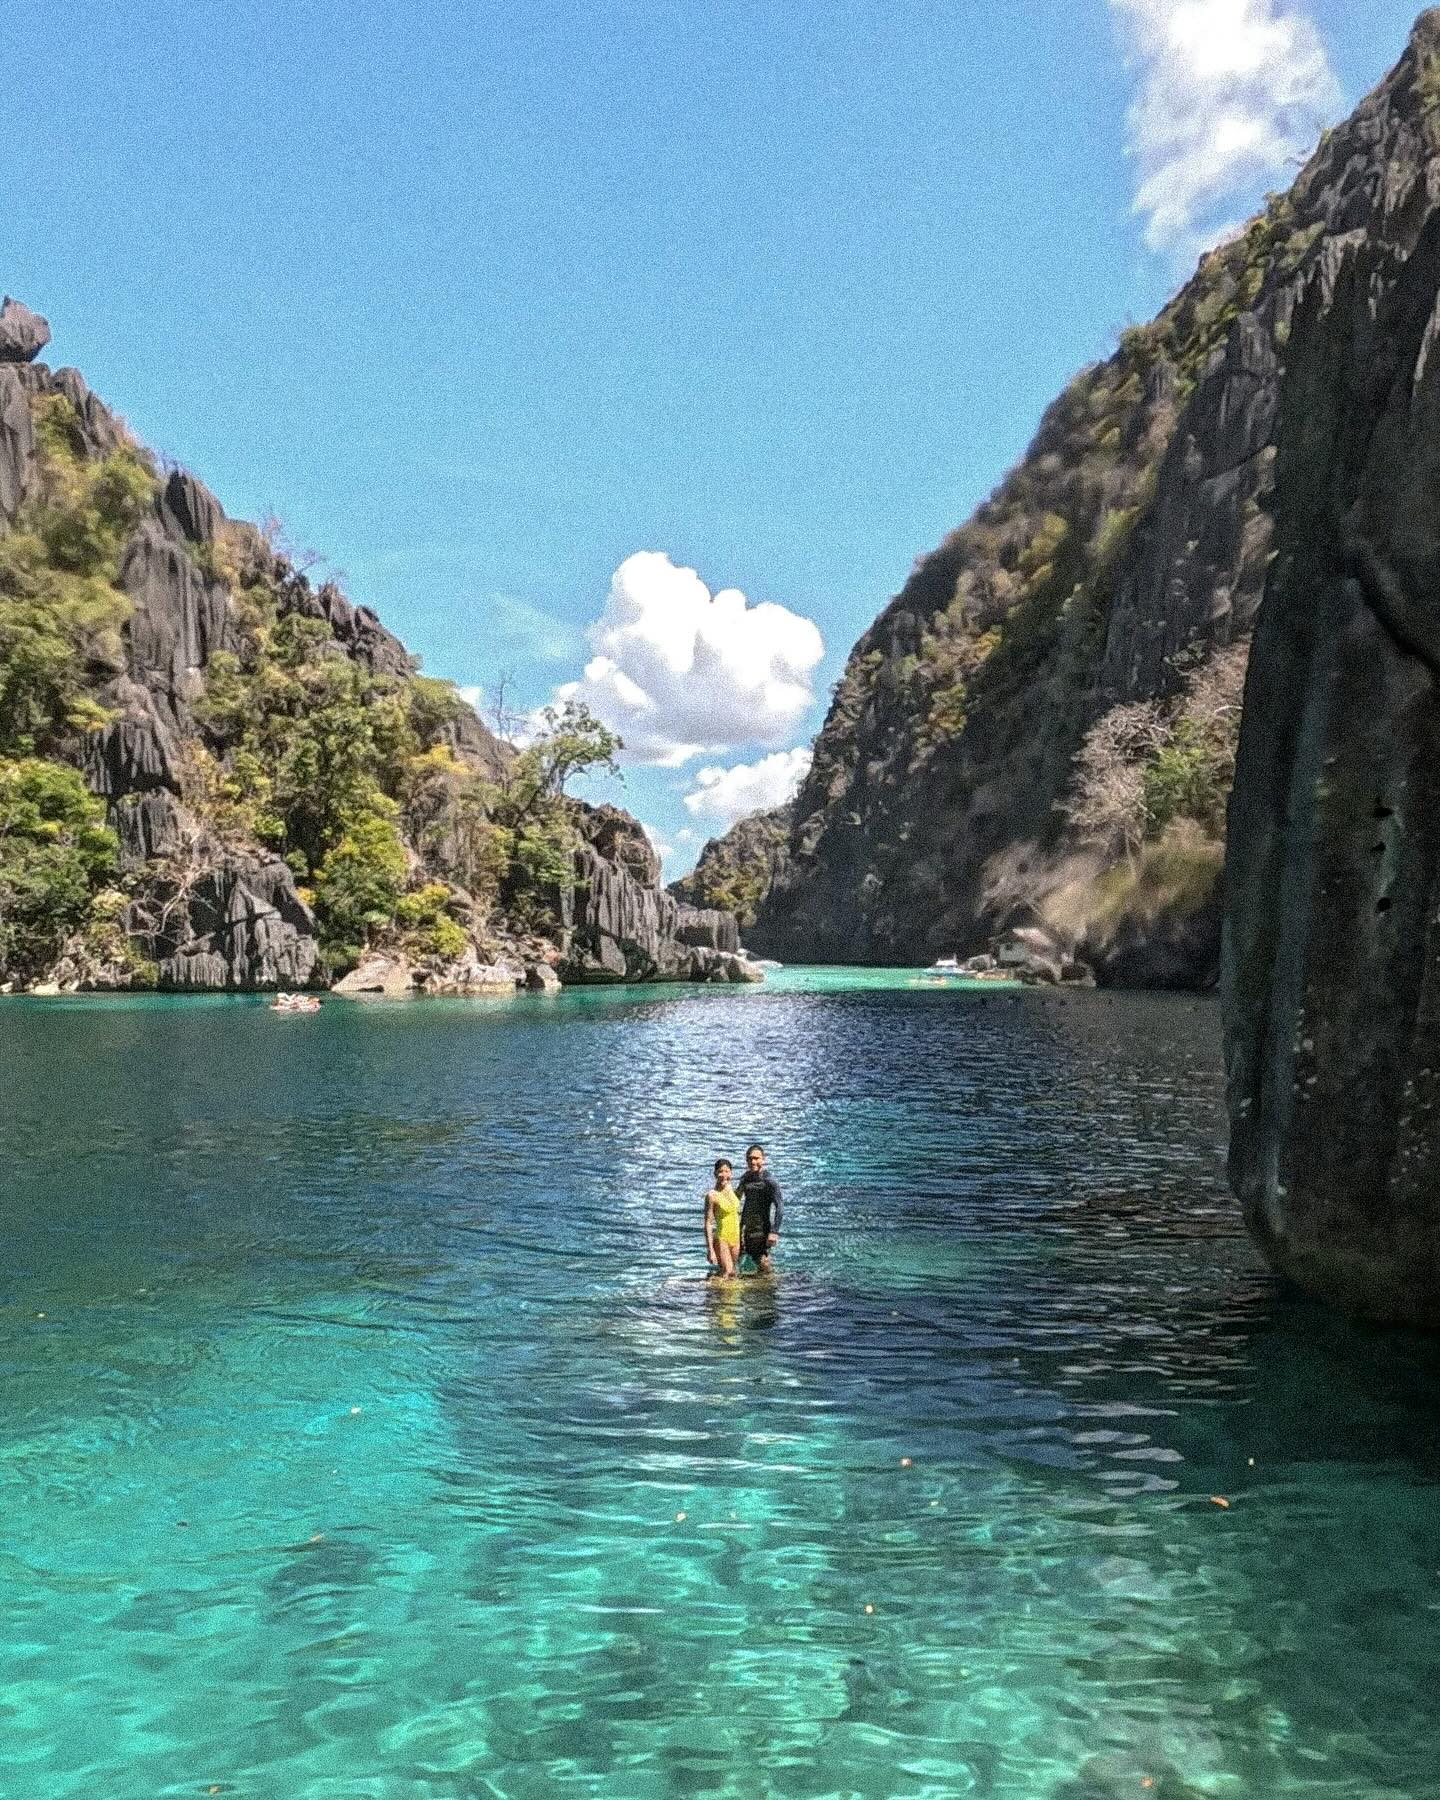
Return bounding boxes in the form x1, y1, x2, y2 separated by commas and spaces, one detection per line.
703, 1158, 742, 1278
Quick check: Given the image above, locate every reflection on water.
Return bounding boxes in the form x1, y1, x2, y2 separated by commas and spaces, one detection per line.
2, 981, 1437, 1797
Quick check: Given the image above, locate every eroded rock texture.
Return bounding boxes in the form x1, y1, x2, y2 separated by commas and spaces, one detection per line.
559, 809, 755, 984
1225, 195, 1440, 1325
1, 313, 747, 992
728, 13, 1440, 986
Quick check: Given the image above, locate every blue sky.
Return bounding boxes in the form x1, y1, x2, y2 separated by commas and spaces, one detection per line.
3, 0, 1421, 870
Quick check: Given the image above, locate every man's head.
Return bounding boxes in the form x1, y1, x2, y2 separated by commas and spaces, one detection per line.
745, 1143, 765, 1174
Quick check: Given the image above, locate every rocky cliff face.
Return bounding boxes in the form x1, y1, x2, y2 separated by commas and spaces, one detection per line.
668, 805, 791, 938
1225, 16, 1440, 1324
560, 808, 753, 984
738, 19, 1440, 984
0, 318, 749, 992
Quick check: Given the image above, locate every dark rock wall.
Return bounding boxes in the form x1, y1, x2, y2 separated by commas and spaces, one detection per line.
748, 16, 1440, 981
1224, 180, 1440, 1325
559, 808, 750, 982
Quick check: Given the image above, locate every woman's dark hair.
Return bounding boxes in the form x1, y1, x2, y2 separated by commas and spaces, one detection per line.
714, 1158, 732, 1177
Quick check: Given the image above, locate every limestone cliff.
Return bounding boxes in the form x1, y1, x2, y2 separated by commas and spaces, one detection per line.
0, 315, 750, 993
1225, 15, 1440, 1325
668, 805, 791, 934
740, 20, 1440, 982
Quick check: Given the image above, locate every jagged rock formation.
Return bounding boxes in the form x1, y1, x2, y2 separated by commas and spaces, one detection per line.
740, 21, 1440, 983
0, 313, 750, 992
669, 805, 791, 942
1225, 13, 1440, 1324
0, 297, 49, 364
560, 808, 755, 983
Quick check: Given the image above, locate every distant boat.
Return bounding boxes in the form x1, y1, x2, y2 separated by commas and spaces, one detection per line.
752, 958, 783, 971
925, 956, 963, 976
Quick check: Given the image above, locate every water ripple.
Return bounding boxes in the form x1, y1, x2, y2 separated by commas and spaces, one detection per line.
2, 983, 1438, 1796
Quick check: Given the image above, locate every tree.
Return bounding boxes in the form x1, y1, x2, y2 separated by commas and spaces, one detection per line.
0, 757, 117, 981
1062, 701, 1166, 864
311, 806, 409, 960
486, 701, 623, 928
499, 700, 622, 825
0, 396, 155, 755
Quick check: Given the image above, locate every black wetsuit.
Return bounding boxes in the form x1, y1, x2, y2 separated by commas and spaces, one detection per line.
737, 1168, 783, 1261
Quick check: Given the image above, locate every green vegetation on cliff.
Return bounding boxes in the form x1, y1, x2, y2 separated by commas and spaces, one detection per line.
669, 805, 790, 929
189, 550, 621, 965
0, 399, 155, 982
0, 373, 626, 988
0, 756, 117, 981
746, 28, 1437, 977
0, 396, 153, 755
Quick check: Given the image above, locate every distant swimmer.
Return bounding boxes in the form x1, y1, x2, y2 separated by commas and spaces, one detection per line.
736, 1142, 783, 1272
703, 1158, 743, 1279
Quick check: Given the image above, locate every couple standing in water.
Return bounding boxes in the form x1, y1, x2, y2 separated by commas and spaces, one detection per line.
703, 1143, 783, 1278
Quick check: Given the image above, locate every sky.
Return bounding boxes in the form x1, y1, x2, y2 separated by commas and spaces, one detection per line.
2, 0, 1422, 872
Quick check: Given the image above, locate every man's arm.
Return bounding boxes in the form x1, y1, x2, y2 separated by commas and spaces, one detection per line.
768, 1175, 783, 1238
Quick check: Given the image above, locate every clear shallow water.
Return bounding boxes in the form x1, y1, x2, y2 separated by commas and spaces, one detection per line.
3, 976, 1439, 1800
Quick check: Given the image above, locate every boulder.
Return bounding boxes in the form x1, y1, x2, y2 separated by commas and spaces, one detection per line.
525, 962, 562, 992
285, 579, 413, 679
43, 366, 126, 455
0, 297, 50, 363
331, 953, 415, 998
673, 905, 740, 954
119, 516, 233, 719
556, 808, 753, 984
83, 707, 179, 804
993, 925, 1069, 985
418, 949, 521, 996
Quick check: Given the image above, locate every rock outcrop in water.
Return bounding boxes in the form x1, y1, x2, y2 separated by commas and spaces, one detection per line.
1225, 14, 1440, 1325
684, 18, 1440, 987
0, 312, 751, 993
562, 808, 755, 984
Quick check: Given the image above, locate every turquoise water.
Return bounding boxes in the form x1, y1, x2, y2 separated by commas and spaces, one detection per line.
3, 976, 1439, 1798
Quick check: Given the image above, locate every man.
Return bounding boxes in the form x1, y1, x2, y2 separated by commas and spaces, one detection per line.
736, 1142, 783, 1272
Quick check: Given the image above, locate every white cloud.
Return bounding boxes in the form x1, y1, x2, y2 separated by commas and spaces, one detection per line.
555, 551, 824, 767
682, 747, 813, 830
457, 684, 483, 709
1109, 0, 1342, 260
640, 821, 675, 864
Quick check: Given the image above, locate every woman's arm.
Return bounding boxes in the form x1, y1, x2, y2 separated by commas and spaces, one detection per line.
702, 1193, 717, 1263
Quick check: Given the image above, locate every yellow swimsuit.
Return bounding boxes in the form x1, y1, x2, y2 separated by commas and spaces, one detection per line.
707, 1185, 741, 1248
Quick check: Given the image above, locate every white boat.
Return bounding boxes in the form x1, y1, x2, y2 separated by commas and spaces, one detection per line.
925, 956, 963, 976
